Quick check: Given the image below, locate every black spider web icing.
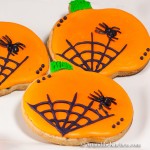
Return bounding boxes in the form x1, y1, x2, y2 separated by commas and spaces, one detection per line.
28, 93, 114, 136
57, 32, 127, 72
0, 55, 29, 85
0, 35, 29, 86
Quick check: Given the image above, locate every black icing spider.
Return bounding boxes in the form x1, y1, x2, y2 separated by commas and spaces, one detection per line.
0, 35, 25, 56
88, 90, 117, 115
95, 22, 121, 41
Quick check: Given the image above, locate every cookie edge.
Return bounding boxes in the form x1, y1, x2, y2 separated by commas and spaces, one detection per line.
0, 83, 29, 96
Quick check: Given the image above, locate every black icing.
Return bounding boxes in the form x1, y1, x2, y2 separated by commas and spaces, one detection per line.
63, 16, 67, 20
37, 79, 40, 83
60, 19, 63, 23
36, 64, 45, 74
116, 121, 120, 125
47, 74, 51, 78
57, 31, 127, 72
146, 48, 150, 52
88, 90, 117, 115
41, 64, 45, 68
57, 24, 61, 27
95, 22, 121, 41
144, 52, 147, 56
28, 92, 114, 136
140, 48, 150, 60
120, 118, 124, 121
0, 35, 28, 85
42, 77, 46, 80
36, 70, 40, 74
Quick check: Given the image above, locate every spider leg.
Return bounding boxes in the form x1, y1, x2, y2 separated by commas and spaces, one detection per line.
88, 96, 96, 101
111, 27, 121, 34
111, 100, 117, 105
10, 52, 15, 56
0, 40, 7, 47
88, 96, 101, 103
17, 45, 25, 50
4, 35, 12, 43
102, 22, 108, 27
98, 90, 104, 97
99, 23, 105, 29
99, 103, 102, 109
99, 22, 108, 29
108, 35, 115, 41
94, 91, 101, 97
2, 35, 11, 44
112, 37, 118, 40
111, 39, 115, 42
14, 52, 18, 55
104, 105, 111, 110
117, 30, 121, 34
95, 27, 105, 34
89, 93, 99, 100
99, 104, 108, 115
111, 26, 120, 30
15, 42, 26, 48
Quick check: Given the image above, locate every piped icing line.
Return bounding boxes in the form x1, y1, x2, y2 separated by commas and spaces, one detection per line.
56, 31, 127, 73
28, 91, 115, 136
0, 35, 29, 86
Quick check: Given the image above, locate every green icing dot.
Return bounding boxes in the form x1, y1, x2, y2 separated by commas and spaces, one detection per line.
50, 61, 73, 73
69, 0, 92, 13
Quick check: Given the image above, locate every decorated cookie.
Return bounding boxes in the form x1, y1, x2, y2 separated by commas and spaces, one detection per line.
0, 22, 49, 96
22, 70, 133, 145
48, 0, 150, 78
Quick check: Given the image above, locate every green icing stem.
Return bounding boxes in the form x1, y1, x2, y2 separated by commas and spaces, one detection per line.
69, 0, 92, 13
50, 61, 73, 73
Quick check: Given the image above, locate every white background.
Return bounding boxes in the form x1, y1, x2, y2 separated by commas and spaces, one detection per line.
0, 0, 149, 150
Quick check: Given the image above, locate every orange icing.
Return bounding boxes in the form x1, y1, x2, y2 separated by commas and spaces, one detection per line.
23, 70, 133, 138
0, 22, 49, 90
49, 8, 150, 77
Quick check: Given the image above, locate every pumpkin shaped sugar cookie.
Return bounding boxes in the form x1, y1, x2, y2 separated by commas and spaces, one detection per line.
22, 70, 133, 146
0, 22, 49, 96
48, 0, 150, 78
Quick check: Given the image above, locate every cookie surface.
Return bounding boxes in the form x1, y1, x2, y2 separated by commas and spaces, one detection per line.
23, 70, 133, 145
0, 22, 49, 96
48, 8, 150, 78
